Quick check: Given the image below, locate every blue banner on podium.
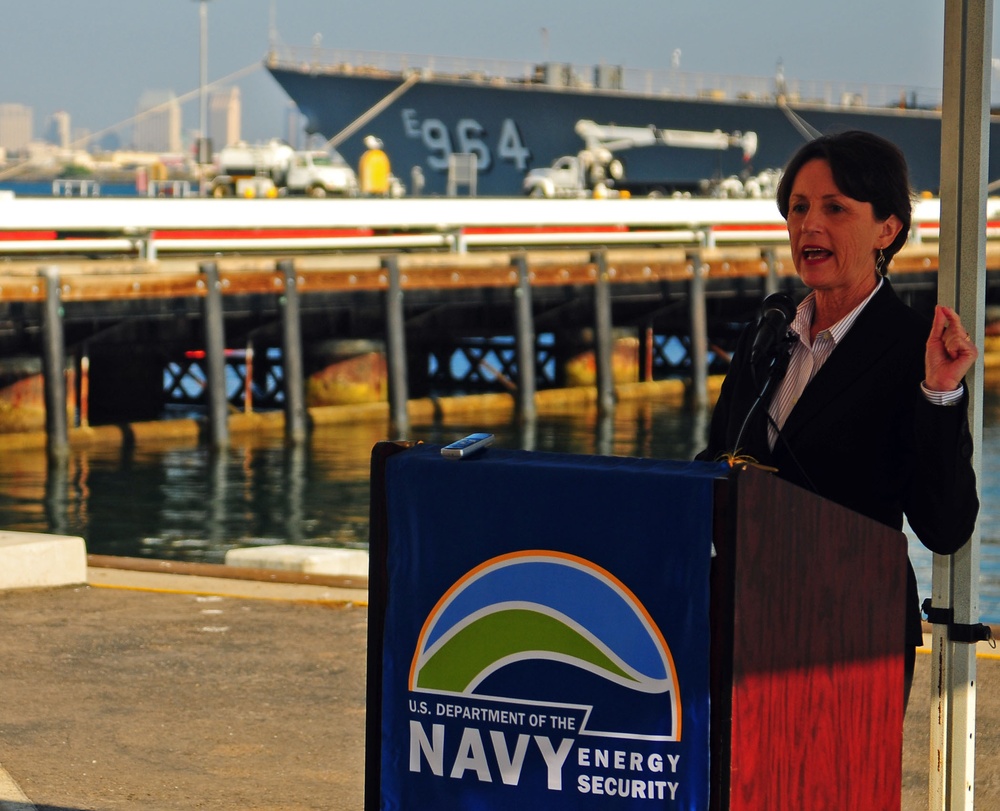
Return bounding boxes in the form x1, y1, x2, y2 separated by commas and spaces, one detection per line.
381, 446, 722, 810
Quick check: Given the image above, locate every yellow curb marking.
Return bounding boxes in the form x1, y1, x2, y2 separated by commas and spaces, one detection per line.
89, 580, 368, 607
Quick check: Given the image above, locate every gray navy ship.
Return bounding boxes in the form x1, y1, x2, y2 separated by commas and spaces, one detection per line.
265, 45, 1000, 198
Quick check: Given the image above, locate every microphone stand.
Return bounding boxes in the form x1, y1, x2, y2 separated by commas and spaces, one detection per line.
727, 329, 821, 493
732, 331, 796, 458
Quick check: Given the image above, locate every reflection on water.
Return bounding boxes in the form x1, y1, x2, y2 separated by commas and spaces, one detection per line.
0, 400, 707, 561
0, 418, 387, 561
0, 395, 997, 622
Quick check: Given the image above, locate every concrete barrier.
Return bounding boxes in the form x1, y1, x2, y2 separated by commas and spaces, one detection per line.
225, 544, 370, 578
0, 531, 87, 590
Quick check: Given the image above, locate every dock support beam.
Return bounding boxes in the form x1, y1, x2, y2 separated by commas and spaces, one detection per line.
763, 247, 779, 297
513, 254, 537, 422
687, 249, 709, 411
279, 260, 308, 444
201, 262, 229, 449
39, 265, 68, 457
383, 256, 410, 436
591, 251, 615, 416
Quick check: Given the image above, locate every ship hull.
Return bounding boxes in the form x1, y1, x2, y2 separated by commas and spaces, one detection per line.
267, 63, 1000, 198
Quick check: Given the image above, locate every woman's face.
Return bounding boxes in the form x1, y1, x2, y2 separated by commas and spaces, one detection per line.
785, 159, 902, 297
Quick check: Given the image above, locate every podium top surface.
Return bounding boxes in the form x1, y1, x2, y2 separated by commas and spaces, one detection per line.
390, 443, 732, 481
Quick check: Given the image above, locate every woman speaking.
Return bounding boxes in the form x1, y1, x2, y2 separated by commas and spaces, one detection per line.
697, 130, 980, 707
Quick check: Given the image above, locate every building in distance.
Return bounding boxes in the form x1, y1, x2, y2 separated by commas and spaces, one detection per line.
209, 86, 241, 152
45, 111, 72, 149
133, 90, 181, 153
0, 103, 34, 155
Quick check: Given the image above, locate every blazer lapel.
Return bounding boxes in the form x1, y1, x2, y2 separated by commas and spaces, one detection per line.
776, 284, 905, 443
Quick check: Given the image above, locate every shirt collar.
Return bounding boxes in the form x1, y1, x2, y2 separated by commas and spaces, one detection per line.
793, 278, 883, 345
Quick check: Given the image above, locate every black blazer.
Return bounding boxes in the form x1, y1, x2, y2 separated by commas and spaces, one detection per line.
697, 282, 979, 645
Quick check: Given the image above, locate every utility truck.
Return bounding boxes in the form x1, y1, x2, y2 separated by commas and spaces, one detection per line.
209, 139, 359, 198
522, 120, 763, 198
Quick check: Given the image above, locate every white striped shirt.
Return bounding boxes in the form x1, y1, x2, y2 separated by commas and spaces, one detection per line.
766, 280, 962, 450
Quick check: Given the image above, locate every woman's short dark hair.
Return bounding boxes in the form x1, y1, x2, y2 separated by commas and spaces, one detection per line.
775, 130, 913, 260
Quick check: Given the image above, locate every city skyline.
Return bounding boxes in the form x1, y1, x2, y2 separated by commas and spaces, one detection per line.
0, 84, 244, 157
2, 0, 999, 153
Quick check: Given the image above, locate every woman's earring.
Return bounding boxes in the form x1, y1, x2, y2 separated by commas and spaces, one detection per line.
875, 248, 887, 278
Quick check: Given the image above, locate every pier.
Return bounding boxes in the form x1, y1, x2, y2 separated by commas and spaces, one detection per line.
3, 567, 997, 810
3, 242, 998, 450
3, 196, 1000, 450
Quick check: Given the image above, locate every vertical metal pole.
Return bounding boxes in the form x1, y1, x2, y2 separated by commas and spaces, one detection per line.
198, 0, 210, 195
383, 256, 410, 436
513, 254, 537, 422
279, 259, 308, 444
201, 261, 229, 449
687, 249, 709, 411
591, 250, 615, 416
39, 265, 68, 457
931, 3, 990, 809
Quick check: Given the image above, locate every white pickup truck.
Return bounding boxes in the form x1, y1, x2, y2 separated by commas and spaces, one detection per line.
283, 150, 359, 197
209, 140, 359, 198
523, 154, 622, 198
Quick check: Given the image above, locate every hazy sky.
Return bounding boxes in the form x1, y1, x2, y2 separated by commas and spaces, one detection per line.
3, 0, 998, 147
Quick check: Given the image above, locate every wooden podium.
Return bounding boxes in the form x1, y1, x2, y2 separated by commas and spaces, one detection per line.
708, 464, 907, 810
366, 443, 908, 810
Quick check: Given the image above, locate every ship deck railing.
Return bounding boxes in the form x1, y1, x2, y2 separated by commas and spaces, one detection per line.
265, 45, 945, 113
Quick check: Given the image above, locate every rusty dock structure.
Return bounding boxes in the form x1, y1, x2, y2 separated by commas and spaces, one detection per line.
2, 239, 997, 452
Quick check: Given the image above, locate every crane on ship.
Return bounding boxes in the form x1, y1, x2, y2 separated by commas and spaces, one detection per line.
523, 119, 765, 199
574, 119, 758, 161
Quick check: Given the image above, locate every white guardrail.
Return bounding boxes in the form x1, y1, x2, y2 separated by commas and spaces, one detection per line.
0, 196, 995, 257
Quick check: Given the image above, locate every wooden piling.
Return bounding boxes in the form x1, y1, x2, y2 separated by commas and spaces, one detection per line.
279, 259, 308, 444
512, 254, 537, 422
39, 265, 68, 457
687, 249, 709, 411
383, 256, 409, 435
591, 250, 615, 416
201, 261, 229, 449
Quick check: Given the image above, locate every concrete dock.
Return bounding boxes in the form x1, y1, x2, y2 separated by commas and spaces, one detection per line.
0, 561, 997, 811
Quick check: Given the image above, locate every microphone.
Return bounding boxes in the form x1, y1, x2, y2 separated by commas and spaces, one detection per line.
732, 292, 798, 460
750, 292, 797, 367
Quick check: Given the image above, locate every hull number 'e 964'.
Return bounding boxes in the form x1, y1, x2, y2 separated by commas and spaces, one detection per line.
402, 109, 531, 173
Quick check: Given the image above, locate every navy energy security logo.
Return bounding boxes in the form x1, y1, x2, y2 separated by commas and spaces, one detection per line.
404, 550, 688, 801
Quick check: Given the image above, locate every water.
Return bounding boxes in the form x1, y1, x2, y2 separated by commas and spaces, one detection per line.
0, 396, 998, 624
0, 180, 145, 198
